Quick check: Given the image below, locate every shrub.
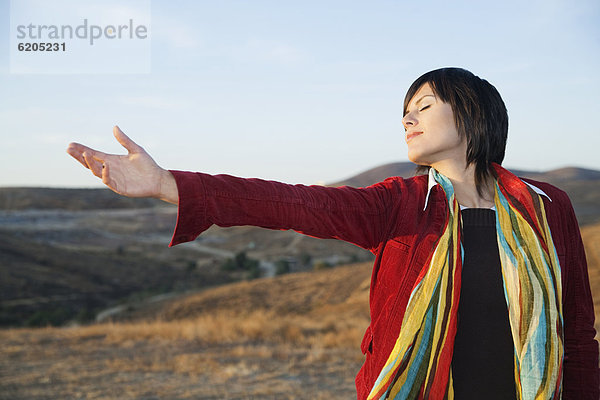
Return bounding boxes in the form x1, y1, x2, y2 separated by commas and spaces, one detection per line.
275, 259, 290, 275
313, 261, 333, 271
299, 252, 312, 266
221, 251, 260, 278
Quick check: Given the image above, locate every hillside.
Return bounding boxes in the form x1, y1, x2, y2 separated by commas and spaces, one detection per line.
0, 187, 167, 210
84, 219, 600, 341
330, 162, 420, 187
3, 164, 599, 217
0, 163, 598, 329
331, 163, 600, 226
1, 211, 600, 399
0, 208, 373, 328
0, 227, 232, 326
331, 162, 600, 188
582, 222, 600, 335
2, 222, 600, 399
105, 261, 373, 324
0, 263, 373, 399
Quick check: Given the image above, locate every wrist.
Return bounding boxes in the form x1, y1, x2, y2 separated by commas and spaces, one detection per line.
157, 168, 178, 204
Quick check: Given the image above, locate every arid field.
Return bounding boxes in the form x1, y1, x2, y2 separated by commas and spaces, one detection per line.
3, 218, 600, 399
0, 263, 373, 399
1, 168, 599, 399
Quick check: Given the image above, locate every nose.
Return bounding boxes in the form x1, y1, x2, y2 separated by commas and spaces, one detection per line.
402, 112, 417, 130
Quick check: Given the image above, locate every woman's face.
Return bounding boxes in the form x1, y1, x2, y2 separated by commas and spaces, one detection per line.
403, 82, 466, 168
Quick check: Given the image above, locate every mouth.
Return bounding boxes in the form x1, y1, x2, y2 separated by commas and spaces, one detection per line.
406, 131, 423, 143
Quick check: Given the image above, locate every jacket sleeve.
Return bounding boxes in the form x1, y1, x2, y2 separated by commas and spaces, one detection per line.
561, 195, 600, 399
167, 170, 396, 252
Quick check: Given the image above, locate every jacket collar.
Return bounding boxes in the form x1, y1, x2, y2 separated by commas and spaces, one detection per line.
423, 165, 552, 211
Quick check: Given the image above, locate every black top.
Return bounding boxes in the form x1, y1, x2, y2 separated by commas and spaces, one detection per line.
451, 208, 517, 399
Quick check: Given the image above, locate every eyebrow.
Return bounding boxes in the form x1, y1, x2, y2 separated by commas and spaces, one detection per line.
414, 94, 436, 105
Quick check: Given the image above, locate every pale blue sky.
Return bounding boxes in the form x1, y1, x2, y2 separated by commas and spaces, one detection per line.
1, 0, 599, 187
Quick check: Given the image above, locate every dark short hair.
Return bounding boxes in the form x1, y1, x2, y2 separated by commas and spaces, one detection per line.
403, 67, 508, 194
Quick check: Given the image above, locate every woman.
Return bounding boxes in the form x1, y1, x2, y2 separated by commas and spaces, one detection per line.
67, 67, 599, 399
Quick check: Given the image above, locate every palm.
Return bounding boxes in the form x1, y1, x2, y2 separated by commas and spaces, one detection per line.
67, 126, 163, 198
103, 152, 161, 197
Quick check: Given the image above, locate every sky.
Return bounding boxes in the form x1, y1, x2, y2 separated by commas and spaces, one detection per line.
0, 0, 599, 188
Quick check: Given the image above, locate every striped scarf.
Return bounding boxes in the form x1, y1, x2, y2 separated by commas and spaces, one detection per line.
367, 163, 563, 399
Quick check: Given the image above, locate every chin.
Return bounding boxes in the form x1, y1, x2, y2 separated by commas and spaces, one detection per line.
407, 152, 430, 166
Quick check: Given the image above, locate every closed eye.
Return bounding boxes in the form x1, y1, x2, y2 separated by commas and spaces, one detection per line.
419, 105, 431, 112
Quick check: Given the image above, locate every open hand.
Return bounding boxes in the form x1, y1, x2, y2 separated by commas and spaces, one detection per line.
66, 126, 178, 203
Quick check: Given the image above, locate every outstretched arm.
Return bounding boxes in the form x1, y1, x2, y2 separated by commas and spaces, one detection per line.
66, 126, 178, 204
68, 126, 396, 251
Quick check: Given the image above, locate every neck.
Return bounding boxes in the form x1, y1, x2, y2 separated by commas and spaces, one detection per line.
431, 161, 495, 208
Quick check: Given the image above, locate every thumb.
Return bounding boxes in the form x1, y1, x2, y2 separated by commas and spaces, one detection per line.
113, 125, 143, 154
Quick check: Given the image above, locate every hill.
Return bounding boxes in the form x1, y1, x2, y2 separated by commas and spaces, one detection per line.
90, 219, 600, 342
0, 163, 598, 398
0, 187, 167, 210
104, 261, 372, 324
331, 162, 600, 188
331, 162, 600, 226
0, 162, 598, 328
2, 222, 600, 399
0, 208, 373, 328
0, 263, 373, 399
330, 162, 420, 187
582, 222, 600, 334
3, 164, 599, 215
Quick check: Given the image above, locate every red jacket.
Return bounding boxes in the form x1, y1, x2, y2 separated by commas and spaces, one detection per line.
168, 170, 599, 399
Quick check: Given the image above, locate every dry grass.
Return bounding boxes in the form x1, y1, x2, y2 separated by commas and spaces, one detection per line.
0, 263, 372, 399
51, 309, 367, 351
0, 315, 365, 399
581, 223, 600, 339
2, 220, 600, 400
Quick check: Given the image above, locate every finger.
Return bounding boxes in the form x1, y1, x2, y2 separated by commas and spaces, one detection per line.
113, 125, 143, 154
67, 142, 107, 169
102, 162, 110, 187
67, 142, 91, 169
101, 162, 120, 195
83, 151, 104, 178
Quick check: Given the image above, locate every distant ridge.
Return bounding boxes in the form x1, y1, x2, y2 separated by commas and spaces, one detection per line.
1, 164, 598, 225
513, 167, 600, 182
0, 187, 168, 211
329, 162, 421, 187
329, 162, 600, 188
327, 163, 600, 226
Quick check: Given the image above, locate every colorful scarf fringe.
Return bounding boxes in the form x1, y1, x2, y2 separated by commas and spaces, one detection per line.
367, 164, 563, 399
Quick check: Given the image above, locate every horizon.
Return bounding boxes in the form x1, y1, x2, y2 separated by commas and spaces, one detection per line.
0, 161, 598, 189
